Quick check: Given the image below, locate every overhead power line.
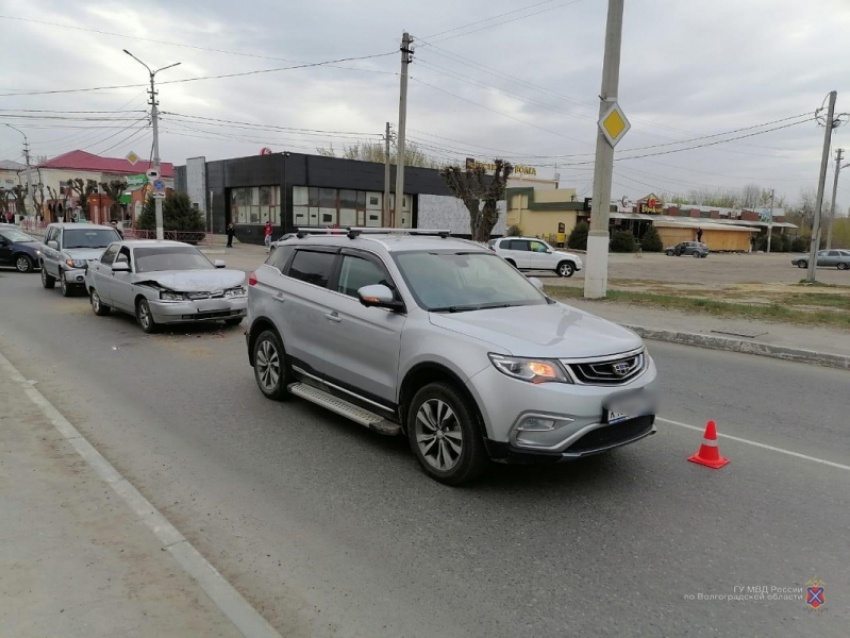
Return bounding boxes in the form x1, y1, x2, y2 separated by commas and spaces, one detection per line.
0, 51, 397, 98
161, 112, 380, 137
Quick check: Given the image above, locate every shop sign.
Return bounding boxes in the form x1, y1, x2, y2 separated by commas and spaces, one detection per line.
465, 157, 537, 176
640, 195, 663, 214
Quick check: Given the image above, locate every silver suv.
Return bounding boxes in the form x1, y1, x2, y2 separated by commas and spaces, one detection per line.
246, 229, 658, 485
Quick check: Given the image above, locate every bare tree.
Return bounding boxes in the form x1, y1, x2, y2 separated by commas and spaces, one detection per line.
9, 185, 27, 216
67, 178, 98, 219
316, 140, 442, 169
99, 179, 129, 221
441, 159, 513, 242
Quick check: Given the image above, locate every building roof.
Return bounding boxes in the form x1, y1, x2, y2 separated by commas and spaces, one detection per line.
0, 159, 26, 170
36, 150, 174, 178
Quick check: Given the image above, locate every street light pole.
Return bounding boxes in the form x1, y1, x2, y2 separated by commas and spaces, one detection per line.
394, 32, 413, 229
826, 148, 845, 250
766, 188, 774, 254
806, 90, 837, 284
584, 0, 625, 299
123, 50, 180, 241
5, 123, 34, 219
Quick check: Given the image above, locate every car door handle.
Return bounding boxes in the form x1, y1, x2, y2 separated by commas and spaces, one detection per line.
273, 294, 286, 303
325, 312, 342, 323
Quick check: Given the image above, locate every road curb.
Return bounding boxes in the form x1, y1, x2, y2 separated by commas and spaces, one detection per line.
623, 324, 850, 371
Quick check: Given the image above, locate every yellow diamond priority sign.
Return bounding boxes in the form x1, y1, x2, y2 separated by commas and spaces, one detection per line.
125, 151, 140, 166
598, 102, 631, 148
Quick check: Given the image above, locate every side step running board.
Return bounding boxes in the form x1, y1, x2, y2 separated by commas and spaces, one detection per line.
288, 383, 401, 436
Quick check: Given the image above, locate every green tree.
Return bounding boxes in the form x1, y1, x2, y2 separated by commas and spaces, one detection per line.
137, 191, 205, 242
441, 159, 513, 242
640, 225, 663, 252
505, 223, 522, 237
567, 220, 589, 250
610, 230, 636, 253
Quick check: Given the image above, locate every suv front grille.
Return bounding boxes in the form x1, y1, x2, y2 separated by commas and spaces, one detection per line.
565, 351, 645, 386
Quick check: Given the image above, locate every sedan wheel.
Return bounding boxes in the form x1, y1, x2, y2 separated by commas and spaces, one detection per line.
693, 252, 701, 258
797, 261, 807, 269
41, 266, 55, 289
91, 289, 110, 316
136, 299, 158, 333
408, 382, 487, 485
15, 255, 34, 273
253, 330, 289, 400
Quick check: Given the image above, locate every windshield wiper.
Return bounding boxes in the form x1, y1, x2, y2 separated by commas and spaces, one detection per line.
430, 302, 524, 313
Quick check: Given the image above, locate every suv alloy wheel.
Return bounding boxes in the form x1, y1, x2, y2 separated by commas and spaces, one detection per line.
253, 330, 290, 400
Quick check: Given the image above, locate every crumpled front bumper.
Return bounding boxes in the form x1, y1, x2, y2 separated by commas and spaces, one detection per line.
148, 297, 248, 324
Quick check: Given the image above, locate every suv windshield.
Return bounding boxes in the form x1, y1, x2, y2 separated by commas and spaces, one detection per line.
395, 251, 548, 312
0, 229, 35, 243
64, 228, 120, 249
135, 246, 214, 273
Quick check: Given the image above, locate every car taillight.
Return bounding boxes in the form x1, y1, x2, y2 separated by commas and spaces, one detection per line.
248, 272, 258, 286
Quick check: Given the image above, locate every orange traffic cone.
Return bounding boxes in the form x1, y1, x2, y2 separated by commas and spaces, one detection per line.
688, 420, 730, 469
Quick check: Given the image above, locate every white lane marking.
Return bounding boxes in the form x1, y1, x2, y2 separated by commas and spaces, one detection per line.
658, 416, 850, 472
0, 350, 283, 638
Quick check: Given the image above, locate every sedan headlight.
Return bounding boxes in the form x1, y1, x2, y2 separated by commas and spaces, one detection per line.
65, 258, 87, 269
225, 286, 247, 298
160, 290, 186, 302
488, 354, 571, 384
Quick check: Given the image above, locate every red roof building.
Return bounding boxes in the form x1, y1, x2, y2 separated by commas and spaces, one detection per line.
36, 150, 174, 178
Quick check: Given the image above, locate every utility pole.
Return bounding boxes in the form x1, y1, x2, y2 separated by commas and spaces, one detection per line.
826, 148, 845, 250
5, 124, 34, 219
124, 50, 180, 240
383, 122, 392, 226
393, 32, 413, 229
807, 90, 837, 284
766, 188, 775, 253
584, 0, 625, 299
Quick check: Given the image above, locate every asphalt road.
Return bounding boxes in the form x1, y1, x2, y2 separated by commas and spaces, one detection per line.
1, 268, 847, 638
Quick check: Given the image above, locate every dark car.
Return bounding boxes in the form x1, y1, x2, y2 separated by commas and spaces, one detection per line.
665, 241, 709, 258
0, 227, 42, 273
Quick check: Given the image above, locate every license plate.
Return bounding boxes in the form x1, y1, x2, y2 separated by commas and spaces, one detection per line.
604, 390, 656, 424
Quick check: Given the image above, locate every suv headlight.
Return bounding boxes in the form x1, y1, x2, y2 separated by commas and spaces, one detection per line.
488, 354, 571, 384
65, 258, 87, 269
160, 290, 186, 301
225, 286, 247, 298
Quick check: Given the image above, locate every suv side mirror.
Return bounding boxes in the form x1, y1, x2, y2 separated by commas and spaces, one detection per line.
358, 284, 404, 311
47, 240, 59, 250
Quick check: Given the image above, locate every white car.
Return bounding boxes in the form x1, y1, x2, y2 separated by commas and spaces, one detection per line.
489, 237, 583, 278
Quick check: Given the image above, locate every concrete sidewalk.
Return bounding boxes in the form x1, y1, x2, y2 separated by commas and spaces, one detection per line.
564, 298, 850, 370
0, 375, 247, 637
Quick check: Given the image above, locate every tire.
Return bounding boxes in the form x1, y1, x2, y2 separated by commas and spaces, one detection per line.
837, 263, 849, 270
136, 298, 158, 334
666, 250, 674, 256
41, 265, 55, 289
407, 382, 488, 486
15, 254, 33, 273
797, 261, 807, 269
693, 252, 701, 258
60, 273, 75, 297
224, 317, 243, 326
90, 289, 111, 316
253, 329, 290, 400
556, 261, 575, 278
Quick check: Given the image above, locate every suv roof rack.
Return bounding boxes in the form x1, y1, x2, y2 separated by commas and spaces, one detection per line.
295, 227, 452, 240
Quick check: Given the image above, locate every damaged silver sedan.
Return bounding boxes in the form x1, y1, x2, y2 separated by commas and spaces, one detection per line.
84, 240, 247, 333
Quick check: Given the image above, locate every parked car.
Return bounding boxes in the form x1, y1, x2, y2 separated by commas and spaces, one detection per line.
85, 240, 247, 333
39, 223, 121, 296
246, 229, 658, 485
0, 227, 42, 273
489, 236, 583, 277
790, 250, 850, 270
665, 241, 709, 258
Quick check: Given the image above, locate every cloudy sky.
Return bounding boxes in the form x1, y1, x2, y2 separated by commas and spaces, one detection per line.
1, 0, 849, 209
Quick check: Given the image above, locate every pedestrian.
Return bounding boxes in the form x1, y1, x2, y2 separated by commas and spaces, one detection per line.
264, 220, 273, 253
110, 220, 124, 240
226, 222, 235, 248
696, 227, 703, 243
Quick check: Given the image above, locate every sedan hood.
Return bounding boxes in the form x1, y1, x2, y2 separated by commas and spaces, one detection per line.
64, 248, 106, 261
430, 302, 642, 358
139, 269, 246, 292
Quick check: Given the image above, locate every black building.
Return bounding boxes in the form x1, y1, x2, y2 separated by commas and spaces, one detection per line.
175, 152, 455, 245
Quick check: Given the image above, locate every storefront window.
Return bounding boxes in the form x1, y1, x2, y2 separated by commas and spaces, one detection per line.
289, 186, 409, 227
231, 186, 281, 224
